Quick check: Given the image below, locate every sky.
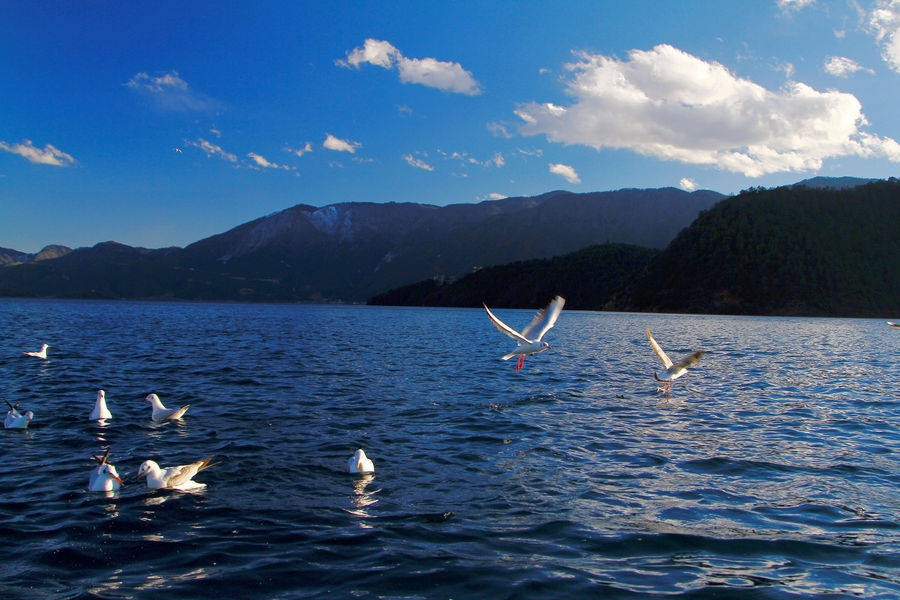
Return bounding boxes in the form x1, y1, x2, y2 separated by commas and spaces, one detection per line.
3, 0, 900, 253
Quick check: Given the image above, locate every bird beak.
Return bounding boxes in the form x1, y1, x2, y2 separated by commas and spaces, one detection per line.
114, 476, 124, 485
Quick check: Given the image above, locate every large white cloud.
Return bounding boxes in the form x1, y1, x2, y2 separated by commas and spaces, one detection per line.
869, 0, 900, 73
340, 39, 481, 95
0, 139, 75, 166
515, 44, 900, 177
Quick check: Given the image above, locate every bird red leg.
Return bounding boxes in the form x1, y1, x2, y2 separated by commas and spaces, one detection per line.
516, 355, 525, 371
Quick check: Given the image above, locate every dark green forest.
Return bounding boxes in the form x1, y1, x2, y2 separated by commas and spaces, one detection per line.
614, 179, 900, 316
368, 244, 658, 309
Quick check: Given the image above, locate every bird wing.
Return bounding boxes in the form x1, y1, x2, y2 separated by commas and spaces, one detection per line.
521, 296, 565, 342
483, 303, 530, 344
667, 350, 706, 375
888, 321, 900, 328
647, 328, 674, 369
164, 463, 201, 489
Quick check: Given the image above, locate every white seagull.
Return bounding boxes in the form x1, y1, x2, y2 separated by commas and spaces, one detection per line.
90, 390, 112, 420
24, 344, 49, 359
483, 296, 565, 371
135, 456, 218, 490
144, 393, 189, 423
888, 321, 900, 328
647, 328, 705, 394
349, 449, 375, 474
88, 448, 124, 492
4, 401, 33, 429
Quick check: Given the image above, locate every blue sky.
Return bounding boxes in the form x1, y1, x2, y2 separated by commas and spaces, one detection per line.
3, 0, 900, 253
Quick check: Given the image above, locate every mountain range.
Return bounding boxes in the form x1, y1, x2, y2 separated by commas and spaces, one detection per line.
0, 187, 722, 303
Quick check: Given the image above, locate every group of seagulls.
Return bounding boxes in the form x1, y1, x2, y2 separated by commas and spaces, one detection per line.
483, 295, 706, 393
10, 342, 375, 492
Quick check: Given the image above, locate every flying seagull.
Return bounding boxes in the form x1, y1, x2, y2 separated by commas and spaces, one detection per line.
483, 296, 565, 371
647, 328, 705, 394
888, 321, 900, 328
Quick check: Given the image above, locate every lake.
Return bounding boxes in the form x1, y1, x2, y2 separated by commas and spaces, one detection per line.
1, 298, 899, 599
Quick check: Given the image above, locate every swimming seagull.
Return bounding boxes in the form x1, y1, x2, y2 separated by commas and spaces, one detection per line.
483, 296, 565, 371
4, 401, 33, 429
888, 321, 900, 328
88, 448, 124, 492
135, 456, 218, 490
90, 390, 112, 420
144, 393, 189, 423
24, 344, 49, 359
647, 328, 705, 394
349, 449, 375, 474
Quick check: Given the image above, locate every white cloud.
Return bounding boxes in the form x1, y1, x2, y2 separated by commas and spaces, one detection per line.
438, 150, 505, 168
777, 0, 816, 10
125, 71, 222, 112
824, 56, 873, 77
515, 44, 900, 177
549, 163, 581, 184
0, 139, 75, 166
487, 122, 513, 138
323, 134, 361, 153
488, 193, 507, 200
403, 154, 434, 171
679, 177, 698, 191
187, 138, 238, 162
868, 1, 900, 73
287, 142, 313, 158
247, 152, 293, 170
340, 39, 481, 95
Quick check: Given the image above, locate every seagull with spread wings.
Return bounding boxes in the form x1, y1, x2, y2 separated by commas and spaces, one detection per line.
483, 296, 565, 371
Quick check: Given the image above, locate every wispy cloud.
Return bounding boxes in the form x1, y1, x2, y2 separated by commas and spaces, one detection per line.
247, 152, 293, 170
549, 163, 581, 184
323, 134, 361, 153
777, 0, 816, 11
0, 139, 75, 166
187, 138, 238, 162
339, 39, 481, 95
824, 56, 874, 77
403, 154, 434, 171
286, 142, 313, 158
516, 44, 900, 177
487, 122, 513, 138
125, 71, 222, 112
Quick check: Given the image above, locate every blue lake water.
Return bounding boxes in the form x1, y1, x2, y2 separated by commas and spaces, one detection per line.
1, 298, 900, 599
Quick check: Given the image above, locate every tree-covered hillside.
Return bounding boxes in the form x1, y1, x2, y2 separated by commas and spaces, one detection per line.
614, 179, 900, 316
368, 244, 658, 309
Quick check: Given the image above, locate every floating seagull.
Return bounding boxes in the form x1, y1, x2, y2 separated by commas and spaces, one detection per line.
90, 390, 112, 420
144, 393, 189, 423
135, 456, 217, 490
483, 296, 565, 371
647, 328, 705, 394
349, 449, 375, 474
888, 321, 900, 328
88, 448, 123, 492
4, 401, 33, 429
24, 344, 49, 359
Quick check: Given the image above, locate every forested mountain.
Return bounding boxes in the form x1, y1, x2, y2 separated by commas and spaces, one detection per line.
0, 245, 71, 266
368, 244, 658, 310
612, 179, 900, 316
0, 187, 720, 302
